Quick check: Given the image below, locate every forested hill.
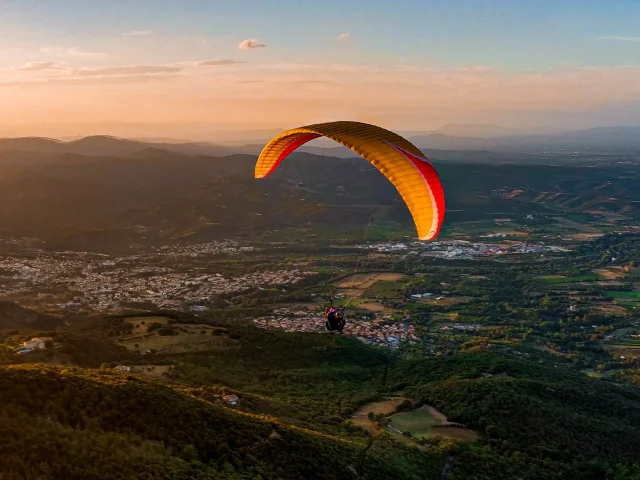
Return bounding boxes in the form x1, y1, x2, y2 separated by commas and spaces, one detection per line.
389, 353, 640, 479
0, 301, 61, 330
3, 309, 640, 479
1, 148, 639, 251
0, 364, 442, 480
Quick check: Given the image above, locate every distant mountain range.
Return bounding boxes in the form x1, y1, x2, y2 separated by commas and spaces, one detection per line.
427, 123, 520, 138
0, 135, 244, 158
2, 125, 640, 159
408, 126, 640, 153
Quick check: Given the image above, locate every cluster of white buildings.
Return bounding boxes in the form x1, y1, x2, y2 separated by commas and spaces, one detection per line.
437, 323, 480, 332
253, 309, 420, 349
155, 240, 258, 257
350, 239, 566, 260
349, 318, 419, 348
253, 308, 327, 332
418, 240, 565, 259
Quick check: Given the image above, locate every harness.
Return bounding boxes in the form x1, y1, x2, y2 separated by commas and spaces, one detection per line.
325, 306, 346, 332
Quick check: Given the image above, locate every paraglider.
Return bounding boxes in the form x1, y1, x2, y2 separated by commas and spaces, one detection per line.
254, 120, 445, 241
323, 289, 349, 333
324, 306, 345, 333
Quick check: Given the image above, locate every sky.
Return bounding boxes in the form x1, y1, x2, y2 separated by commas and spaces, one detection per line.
1, 0, 640, 139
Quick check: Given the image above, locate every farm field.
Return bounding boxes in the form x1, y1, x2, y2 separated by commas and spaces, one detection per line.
389, 405, 479, 441
118, 317, 233, 353
364, 280, 405, 298
355, 301, 385, 313
553, 216, 603, 234
119, 330, 229, 353
351, 396, 412, 436
419, 296, 472, 307
605, 290, 640, 302
330, 272, 409, 313
541, 273, 602, 284
594, 267, 628, 279
355, 397, 412, 416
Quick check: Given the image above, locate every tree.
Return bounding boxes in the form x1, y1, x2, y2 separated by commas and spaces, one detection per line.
396, 399, 413, 413
179, 444, 198, 462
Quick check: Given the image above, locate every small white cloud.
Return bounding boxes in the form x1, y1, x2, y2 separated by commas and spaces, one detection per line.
238, 39, 266, 49
597, 35, 640, 42
338, 33, 351, 41
41, 46, 107, 58
194, 59, 246, 67
122, 30, 152, 36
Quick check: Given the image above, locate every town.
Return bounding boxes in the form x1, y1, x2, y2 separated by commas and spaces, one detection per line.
0, 237, 574, 315
253, 308, 420, 348
0, 240, 313, 312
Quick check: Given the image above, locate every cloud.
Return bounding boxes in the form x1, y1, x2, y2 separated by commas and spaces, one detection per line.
73, 65, 183, 77
122, 30, 152, 36
338, 33, 351, 41
41, 46, 107, 58
0, 62, 183, 87
0, 62, 64, 73
0, 61, 65, 75
238, 39, 266, 49
0, 75, 174, 88
1, 57, 244, 83
13, 62, 63, 71
597, 35, 640, 42
194, 59, 246, 67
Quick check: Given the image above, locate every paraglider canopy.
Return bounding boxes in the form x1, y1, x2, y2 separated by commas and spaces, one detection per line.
254, 121, 445, 241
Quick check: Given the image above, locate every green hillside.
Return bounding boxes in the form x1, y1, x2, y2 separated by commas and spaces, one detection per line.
390, 354, 640, 479
0, 364, 442, 480
4, 306, 640, 479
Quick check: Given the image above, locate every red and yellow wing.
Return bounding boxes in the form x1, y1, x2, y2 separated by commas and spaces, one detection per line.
255, 121, 445, 240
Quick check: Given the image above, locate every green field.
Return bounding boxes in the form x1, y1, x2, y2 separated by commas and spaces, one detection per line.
323, 296, 351, 307
388, 405, 481, 442
389, 407, 445, 438
364, 280, 405, 298
609, 338, 640, 346
609, 327, 636, 339
541, 273, 601, 284
119, 321, 229, 353
604, 291, 640, 302
581, 368, 621, 379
